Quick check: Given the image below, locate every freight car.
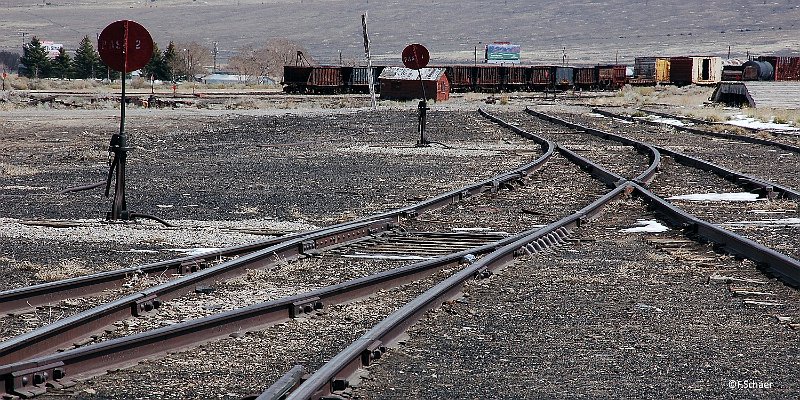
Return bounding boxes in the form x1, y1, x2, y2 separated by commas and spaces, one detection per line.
283, 54, 800, 95
282, 65, 383, 94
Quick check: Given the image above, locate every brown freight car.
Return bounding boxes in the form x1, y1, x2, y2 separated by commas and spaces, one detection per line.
503, 66, 528, 91
475, 66, 501, 91
573, 67, 597, 89
596, 65, 626, 89
758, 56, 800, 81
669, 57, 693, 86
529, 66, 553, 89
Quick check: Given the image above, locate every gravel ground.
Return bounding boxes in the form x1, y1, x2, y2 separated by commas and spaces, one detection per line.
495, 110, 653, 180
650, 157, 800, 261
0, 106, 528, 293
561, 108, 800, 192
3, 96, 800, 400
355, 198, 800, 399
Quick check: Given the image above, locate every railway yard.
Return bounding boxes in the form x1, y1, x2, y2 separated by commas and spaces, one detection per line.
1, 90, 799, 399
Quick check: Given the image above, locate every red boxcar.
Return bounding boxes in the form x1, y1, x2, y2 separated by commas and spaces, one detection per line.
529, 66, 553, 88
669, 57, 693, 86
503, 66, 528, 90
446, 66, 474, 91
475, 66, 501, 91
596, 65, 626, 89
574, 67, 596, 89
308, 66, 344, 93
759, 56, 800, 81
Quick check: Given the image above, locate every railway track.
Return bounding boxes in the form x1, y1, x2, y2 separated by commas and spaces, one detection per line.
2, 106, 799, 399
535, 107, 800, 262
266, 109, 800, 399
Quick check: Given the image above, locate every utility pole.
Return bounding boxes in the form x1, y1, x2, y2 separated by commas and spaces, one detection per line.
362, 12, 377, 110
212, 41, 218, 73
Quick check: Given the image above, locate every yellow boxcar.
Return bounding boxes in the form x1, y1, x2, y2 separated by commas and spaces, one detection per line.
655, 58, 671, 83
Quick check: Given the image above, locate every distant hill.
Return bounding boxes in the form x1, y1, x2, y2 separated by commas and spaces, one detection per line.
2, 0, 799, 68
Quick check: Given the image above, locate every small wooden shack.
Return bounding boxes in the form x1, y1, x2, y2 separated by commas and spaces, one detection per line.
379, 67, 450, 101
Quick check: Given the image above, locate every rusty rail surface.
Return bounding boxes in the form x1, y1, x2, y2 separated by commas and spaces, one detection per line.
281, 182, 800, 400
631, 183, 800, 286
528, 108, 800, 199
0, 233, 310, 315
593, 108, 800, 154
0, 110, 558, 384
0, 220, 567, 399
279, 114, 800, 399
479, 108, 648, 189
0, 219, 394, 367
1, 110, 556, 317
281, 183, 632, 400
276, 110, 665, 399
522, 108, 661, 185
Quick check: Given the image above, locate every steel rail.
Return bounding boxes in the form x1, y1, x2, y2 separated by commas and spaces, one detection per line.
0, 220, 569, 399
631, 183, 800, 286
0, 232, 307, 315
522, 108, 661, 185
281, 183, 633, 400
0, 219, 394, 366
280, 111, 800, 400
478, 108, 633, 189
652, 146, 800, 200
526, 108, 800, 199
0, 111, 555, 316
0, 110, 557, 369
592, 108, 800, 154
282, 180, 800, 400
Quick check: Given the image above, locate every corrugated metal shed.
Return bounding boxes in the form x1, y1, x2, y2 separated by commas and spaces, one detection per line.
712, 81, 800, 109
379, 67, 446, 81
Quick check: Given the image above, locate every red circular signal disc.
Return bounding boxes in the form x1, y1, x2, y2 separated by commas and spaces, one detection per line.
98, 20, 154, 73
402, 43, 430, 70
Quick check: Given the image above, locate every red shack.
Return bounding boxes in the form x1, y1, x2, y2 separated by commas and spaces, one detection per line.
379, 67, 450, 101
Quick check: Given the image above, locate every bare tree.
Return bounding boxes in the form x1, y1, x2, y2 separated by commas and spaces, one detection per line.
229, 38, 314, 82
173, 41, 212, 80
228, 44, 267, 83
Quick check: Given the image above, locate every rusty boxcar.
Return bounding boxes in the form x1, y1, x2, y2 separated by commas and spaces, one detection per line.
445, 66, 475, 92
475, 66, 501, 91
669, 57, 693, 86
596, 65, 627, 89
573, 67, 597, 89
758, 56, 800, 81
503, 66, 529, 91
529, 66, 553, 89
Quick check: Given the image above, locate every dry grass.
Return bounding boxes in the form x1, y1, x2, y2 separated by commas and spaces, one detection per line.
593, 85, 716, 108
0, 163, 39, 177
34, 258, 92, 281
684, 107, 731, 123
744, 108, 800, 125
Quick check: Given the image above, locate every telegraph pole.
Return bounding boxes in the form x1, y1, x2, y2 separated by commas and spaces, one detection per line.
362, 12, 377, 110
212, 41, 218, 73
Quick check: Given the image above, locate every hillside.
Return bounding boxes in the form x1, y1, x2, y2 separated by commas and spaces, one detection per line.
1, 0, 799, 67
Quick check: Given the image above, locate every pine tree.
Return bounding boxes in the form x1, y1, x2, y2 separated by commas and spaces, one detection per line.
98, 58, 120, 81
142, 42, 167, 81
163, 42, 178, 82
52, 47, 72, 79
73, 35, 100, 79
19, 37, 50, 79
